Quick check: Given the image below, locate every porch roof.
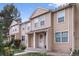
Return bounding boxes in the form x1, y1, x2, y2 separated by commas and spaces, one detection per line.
26, 28, 48, 34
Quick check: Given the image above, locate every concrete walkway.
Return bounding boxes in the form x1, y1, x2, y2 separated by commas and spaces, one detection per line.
14, 48, 71, 56
14, 48, 46, 56
47, 52, 70, 56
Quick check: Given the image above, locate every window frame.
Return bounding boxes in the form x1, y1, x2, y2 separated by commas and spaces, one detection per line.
57, 11, 65, 23
39, 15, 45, 26
55, 31, 68, 43
34, 22, 38, 28
40, 20, 45, 26
55, 32, 61, 42
62, 31, 68, 42
21, 36, 25, 41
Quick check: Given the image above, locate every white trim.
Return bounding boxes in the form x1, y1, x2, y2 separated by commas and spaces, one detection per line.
33, 32, 36, 48
67, 8, 70, 44
46, 30, 49, 50
54, 31, 69, 44
72, 6, 75, 51
57, 10, 65, 23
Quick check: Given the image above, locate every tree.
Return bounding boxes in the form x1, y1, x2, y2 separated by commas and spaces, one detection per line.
0, 4, 21, 55
0, 4, 21, 38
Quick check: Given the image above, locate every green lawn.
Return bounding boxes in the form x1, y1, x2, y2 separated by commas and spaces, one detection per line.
17, 52, 49, 56
14, 48, 24, 54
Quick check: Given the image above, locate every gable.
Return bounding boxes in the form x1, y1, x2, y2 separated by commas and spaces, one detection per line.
31, 8, 49, 18
10, 20, 18, 27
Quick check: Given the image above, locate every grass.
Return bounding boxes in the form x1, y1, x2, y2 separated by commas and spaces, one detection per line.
14, 48, 24, 54
18, 52, 49, 56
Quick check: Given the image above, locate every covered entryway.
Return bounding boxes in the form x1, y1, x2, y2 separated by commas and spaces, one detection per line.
27, 29, 52, 51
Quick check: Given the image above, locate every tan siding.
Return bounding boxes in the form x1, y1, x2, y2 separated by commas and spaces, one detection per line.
74, 4, 79, 49
53, 7, 74, 52
31, 13, 51, 31
31, 8, 49, 18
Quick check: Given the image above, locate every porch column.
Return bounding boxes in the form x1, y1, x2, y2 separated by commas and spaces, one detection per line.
33, 32, 36, 48
46, 29, 52, 51
27, 34, 29, 48
46, 31, 49, 50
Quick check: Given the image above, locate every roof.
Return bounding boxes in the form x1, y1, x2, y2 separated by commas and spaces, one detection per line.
30, 7, 51, 19
53, 3, 76, 12
9, 3, 76, 28
20, 20, 30, 25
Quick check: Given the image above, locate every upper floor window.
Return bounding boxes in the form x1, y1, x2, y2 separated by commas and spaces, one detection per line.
55, 31, 68, 42
34, 23, 38, 27
27, 26, 30, 30
40, 20, 45, 26
58, 11, 64, 22
34, 19, 38, 28
39, 15, 45, 26
15, 29, 17, 31
22, 27, 25, 30
27, 23, 31, 31
13, 29, 14, 32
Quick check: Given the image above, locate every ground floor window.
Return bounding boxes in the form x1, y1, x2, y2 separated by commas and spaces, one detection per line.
55, 31, 68, 42
22, 36, 25, 41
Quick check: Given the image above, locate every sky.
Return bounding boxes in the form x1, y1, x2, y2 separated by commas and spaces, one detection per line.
0, 3, 61, 22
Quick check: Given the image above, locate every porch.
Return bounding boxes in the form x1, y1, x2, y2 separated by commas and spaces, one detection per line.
27, 29, 53, 51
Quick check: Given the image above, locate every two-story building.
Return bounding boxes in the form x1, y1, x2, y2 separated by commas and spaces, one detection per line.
9, 3, 79, 55
26, 8, 53, 51
9, 19, 21, 41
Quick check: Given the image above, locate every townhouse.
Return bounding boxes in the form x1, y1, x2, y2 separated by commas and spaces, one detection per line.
9, 19, 21, 41
9, 3, 79, 54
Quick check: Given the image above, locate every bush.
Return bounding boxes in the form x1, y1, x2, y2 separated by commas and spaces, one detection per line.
14, 39, 21, 48
72, 49, 79, 56
3, 47, 14, 56
21, 45, 26, 50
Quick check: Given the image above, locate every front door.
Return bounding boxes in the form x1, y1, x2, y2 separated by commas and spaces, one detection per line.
38, 33, 45, 48
28, 34, 33, 47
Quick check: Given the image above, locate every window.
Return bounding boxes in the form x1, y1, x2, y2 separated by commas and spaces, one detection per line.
15, 29, 16, 31
55, 31, 68, 42
55, 32, 61, 42
58, 11, 64, 22
22, 36, 25, 41
62, 31, 68, 42
22, 28, 24, 30
38, 16, 45, 26
27, 26, 30, 30
34, 23, 38, 27
27, 23, 31, 30
40, 20, 44, 26
13, 29, 14, 32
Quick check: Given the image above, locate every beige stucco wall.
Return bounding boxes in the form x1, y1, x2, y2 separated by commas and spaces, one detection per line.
53, 7, 74, 52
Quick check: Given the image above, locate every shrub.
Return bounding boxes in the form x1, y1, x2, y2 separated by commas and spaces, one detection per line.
72, 49, 79, 56
21, 45, 26, 50
14, 39, 21, 48
3, 47, 14, 56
